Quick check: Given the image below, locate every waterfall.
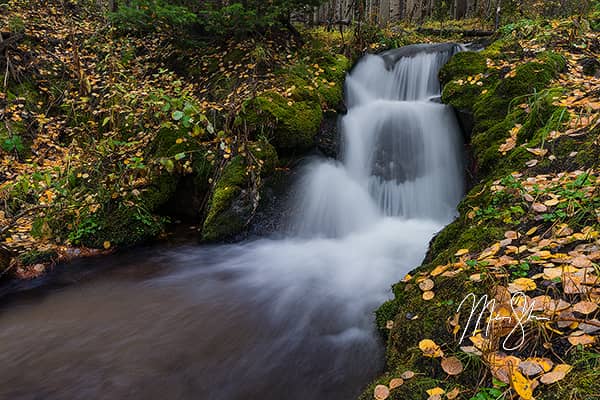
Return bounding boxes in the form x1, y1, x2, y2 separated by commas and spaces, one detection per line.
294, 43, 465, 237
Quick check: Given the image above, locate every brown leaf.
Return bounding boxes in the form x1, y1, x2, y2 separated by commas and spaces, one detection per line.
568, 333, 596, 346
441, 357, 463, 376
572, 301, 598, 315
400, 371, 415, 380
419, 279, 435, 291
374, 384, 390, 400
446, 387, 460, 400
389, 378, 404, 389
540, 364, 572, 384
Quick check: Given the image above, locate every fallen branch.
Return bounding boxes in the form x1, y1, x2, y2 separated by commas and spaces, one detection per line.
416, 27, 495, 37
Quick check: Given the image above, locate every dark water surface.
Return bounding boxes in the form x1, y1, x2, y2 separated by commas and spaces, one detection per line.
0, 239, 390, 400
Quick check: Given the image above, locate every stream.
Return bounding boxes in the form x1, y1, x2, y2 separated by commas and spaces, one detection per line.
0, 44, 465, 400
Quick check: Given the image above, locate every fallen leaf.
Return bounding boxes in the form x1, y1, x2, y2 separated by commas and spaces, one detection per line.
532, 203, 548, 212
568, 333, 596, 346
572, 301, 598, 315
374, 384, 390, 400
419, 279, 435, 291
389, 378, 403, 389
527, 147, 548, 157
446, 387, 460, 399
400, 371, 415, 380
441, 357, 463, 376
419, 339, 444, 358
426, 387, 445, 396
455, 248, 469, 257
431, 265, 449, 276
508, 277, 537, 292
422, 291, 435, 301
540, 364, 572, 384
510, 366, 533, 399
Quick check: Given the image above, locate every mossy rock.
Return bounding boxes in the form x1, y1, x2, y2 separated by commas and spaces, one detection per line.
441, 79, 487, 110
202, 156, 253, 241
249, 139, 278, 175
241, 91, 322, 154
281, 53, 349, 109
439, 51, 487, 85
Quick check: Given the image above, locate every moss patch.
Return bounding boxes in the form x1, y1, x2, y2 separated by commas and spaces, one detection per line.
241, 91, 323, 154
202, 156, 252, 241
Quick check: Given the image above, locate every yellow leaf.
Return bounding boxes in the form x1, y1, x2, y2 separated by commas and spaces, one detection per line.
510, 366, 533, 399
419, 339, 444, 358
508, 278, 537, 292
422, 291, 435, 301
455, 248, 469, 257
426, 387, 445, 396
430, 265, 449, 276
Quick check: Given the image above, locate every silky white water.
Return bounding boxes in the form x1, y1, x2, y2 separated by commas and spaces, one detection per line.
0, 45, 466, 400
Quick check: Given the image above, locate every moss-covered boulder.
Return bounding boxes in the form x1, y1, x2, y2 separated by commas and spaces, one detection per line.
241, 91, 322, 154
439, 51, 487, 86
201, 140, 277, 242
201, 156, 252, 241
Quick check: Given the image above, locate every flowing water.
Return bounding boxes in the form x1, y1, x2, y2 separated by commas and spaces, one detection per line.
0, 44, 465, 400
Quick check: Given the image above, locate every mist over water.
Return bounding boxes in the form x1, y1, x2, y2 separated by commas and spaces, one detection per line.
0, 45, 465, 400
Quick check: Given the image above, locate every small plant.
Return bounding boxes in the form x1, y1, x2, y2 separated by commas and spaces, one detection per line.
510, 261, 530, 278
470, 380, 508, 400
469, 386, 506, 400
8, 16, 25, 33
1, 134, 25, 155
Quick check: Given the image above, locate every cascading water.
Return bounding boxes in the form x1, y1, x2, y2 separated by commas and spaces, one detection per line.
295, 43, 465, 237
0, 44, 466, 400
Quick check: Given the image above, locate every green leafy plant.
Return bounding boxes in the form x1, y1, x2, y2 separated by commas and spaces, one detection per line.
1, 134, 25, 154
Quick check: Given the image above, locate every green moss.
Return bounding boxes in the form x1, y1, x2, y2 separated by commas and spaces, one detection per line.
202, 156, 251, 241
539, 349, 600, 400
441, 80, 486, 110
439, 51, 487, 85
241, 91, 322, 153
281, 52, 349, 109
428, 221, 505, 267
17, 249, 58, 266
249, 139, 278, 175
78, 204, 166, 248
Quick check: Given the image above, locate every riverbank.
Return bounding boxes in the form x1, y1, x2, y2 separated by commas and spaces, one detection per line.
363, 13, 600, 400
